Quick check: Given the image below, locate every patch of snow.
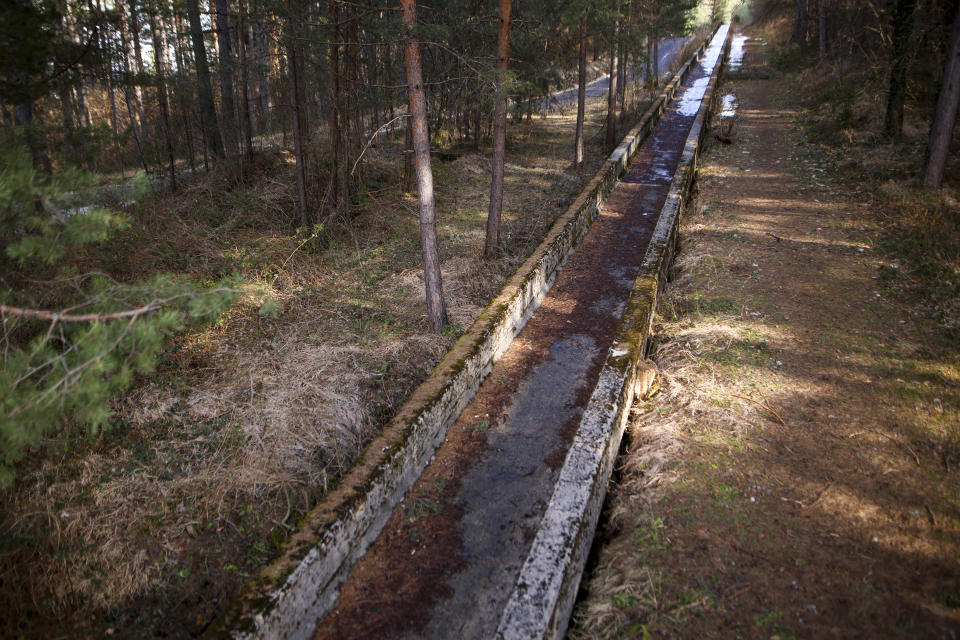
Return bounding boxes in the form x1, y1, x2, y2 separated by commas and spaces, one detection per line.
729, 34, 749, 70
677, 77, 711, 116
676, 25, 729, 117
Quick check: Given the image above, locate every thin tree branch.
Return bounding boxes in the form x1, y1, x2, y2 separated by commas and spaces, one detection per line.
0, 289, 239, 324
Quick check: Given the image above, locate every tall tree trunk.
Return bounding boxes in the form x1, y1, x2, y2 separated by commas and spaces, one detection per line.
58, 82, 77, 163
485, 0, 512, 259
13, 100, 51, 173
186, 0, 225, 158
924, 1, 960, 189
617, 38, 626, 120
148, 11, 177, 190
348, 8, 360, 161
215, 0, 239, 163
121, 78, 149, 172
95, 0, 124, 176
369, 43, 382, 131
606, 26, 620, 152
107, 64, 124, 176
575, 16, 587, 168
818, 0, 827, 60
619, 0, 632, 118
285, 1, 307, 223
645, 35, 652, 87
884, 0, 917, 138
794, 0, 808, 51
127, 0, 148, 138
653, 30, 659, 84
237, 0, 254, 162
403, 116, 414, 193
173, 14, 198, 173
473, 109, 481, 151
118, 0, 147, 159
400, 0, 449, 331
255, 21, 271, 135
330, 0, 347, 208
117, 11, 149, 172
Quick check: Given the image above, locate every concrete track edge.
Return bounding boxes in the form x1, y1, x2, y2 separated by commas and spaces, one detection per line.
494, 25, 731, 640
208, 30, 719, 640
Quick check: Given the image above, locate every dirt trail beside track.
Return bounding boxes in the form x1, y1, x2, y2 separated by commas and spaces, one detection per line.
571, 34, 960, 639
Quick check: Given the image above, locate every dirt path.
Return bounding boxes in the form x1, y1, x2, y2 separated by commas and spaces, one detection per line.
571, 35, 960, 638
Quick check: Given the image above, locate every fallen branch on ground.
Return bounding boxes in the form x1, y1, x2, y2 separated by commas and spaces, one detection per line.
730, 393, 788, 427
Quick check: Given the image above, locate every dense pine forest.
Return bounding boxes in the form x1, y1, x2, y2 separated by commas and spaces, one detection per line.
1, 0, 958, 635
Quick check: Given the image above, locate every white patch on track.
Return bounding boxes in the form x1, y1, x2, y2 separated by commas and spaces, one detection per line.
721, 93, 738, 118
729, 34, 749, 70
676, 25, 729, 117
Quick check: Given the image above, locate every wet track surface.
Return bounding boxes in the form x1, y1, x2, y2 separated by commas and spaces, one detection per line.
312, 28, 729, 640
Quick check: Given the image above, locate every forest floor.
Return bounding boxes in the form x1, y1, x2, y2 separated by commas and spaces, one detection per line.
570, 33, 960, 638
0, 66, 679, 636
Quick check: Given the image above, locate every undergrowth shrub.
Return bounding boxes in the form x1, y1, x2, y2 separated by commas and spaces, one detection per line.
0, 138, 241, 486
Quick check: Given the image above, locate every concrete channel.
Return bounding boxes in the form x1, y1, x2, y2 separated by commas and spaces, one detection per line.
211, 24, 730, 640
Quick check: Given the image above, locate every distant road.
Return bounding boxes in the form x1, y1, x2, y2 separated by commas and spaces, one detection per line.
544, 35, 692, 109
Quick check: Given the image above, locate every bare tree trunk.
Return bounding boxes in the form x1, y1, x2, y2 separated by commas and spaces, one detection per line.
117, 11, 149, 172
173, 14, 198, 173
285, 1, 307, 224
121, 77, 149, 172
645, 35, 652, 88
369, 43, 382, 131
107, 64, 124, 177
884, 0, 917, 138
215, 0, 239, 164
403, 116, 414, 193
14, 99, 51, 173
148, 11, 177, 190
617, 38, 627, 121
348, 9, 360, 165
485, 0, 512, 259
924, 1, 960, 188
127, 0, 148, 138
186, 0, 225, 158
92, 0, 124, 176
400, 0, 449, 331
58, 82, 77, 163
255, 22, 271, 135
330, 0, 347, 208
606, 25, 620, 151
118, 0, 147, 167
653, 31, 659, 84
794, 0, 808, 51
818, 0, 827, 60
473, 109, 481, 151
575, 16, 587, 168
237, 0, 254, 162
